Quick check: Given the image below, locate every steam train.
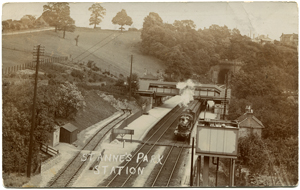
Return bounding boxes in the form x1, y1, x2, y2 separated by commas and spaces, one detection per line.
174, 100, 206, 140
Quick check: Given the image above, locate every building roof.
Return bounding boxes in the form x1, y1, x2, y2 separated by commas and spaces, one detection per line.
62, 123, 78, 132
236, 113, 264, 129
139, 80, 177, 91
281, 33, 298, 39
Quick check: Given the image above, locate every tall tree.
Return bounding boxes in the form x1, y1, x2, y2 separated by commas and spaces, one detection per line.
112, 9, 133, 32
3, 81, 85, 173
43, 2, 74, 35
58, 15, 76, 39
52, 3, 76, 38
88, 3, 106, 29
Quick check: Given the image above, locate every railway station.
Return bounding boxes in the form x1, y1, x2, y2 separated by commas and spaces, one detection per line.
23, 79, 240, 188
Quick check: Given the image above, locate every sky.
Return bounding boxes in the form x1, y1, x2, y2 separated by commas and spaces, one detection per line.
2, 2, 298, 40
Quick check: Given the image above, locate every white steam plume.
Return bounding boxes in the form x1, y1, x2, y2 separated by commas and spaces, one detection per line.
177, 79, 195, 107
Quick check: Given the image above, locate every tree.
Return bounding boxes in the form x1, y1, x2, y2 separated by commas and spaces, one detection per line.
88, 3, 106, 29
58, 15, 76, 39
173, 20, 196, 31
43, 2, 71, 32
3, 81, 86, 173
238, 133, 269, 174
112, 9, 133, 32
56, 82, 86, 118
2, 21, 9, 30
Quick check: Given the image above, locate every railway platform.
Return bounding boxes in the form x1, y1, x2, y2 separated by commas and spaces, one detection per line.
116, 95, 182, 141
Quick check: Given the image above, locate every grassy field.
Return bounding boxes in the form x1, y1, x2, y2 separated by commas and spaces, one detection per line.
2, 27, 165, 77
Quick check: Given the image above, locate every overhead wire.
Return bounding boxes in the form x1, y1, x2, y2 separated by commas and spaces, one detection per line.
72, 32, 116, 60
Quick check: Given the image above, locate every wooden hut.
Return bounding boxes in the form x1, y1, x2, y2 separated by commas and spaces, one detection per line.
60, 123, 78, 144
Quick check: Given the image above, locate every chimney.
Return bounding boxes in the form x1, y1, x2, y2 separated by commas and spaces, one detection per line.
245, 105, 251, 113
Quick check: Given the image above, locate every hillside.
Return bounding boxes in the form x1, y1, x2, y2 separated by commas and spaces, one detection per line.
2, 27, 166, 77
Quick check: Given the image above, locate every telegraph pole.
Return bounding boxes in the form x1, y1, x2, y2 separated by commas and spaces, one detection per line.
129, 55, 133, 101
27, 45, 44, 178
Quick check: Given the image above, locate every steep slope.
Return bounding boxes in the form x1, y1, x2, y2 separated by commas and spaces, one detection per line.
2, 27, 165, 77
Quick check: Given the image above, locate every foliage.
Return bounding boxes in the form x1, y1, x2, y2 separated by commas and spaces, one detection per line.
43, 3, 69, 32
2, 21, 9, 30
238, 133, 269, 174
3, 173, 29, 187
112, 9, 133, 32
115, 78, 125, 86
3, 81, 85, 173
43, 2, 75, 37
266, 137, 298, 185
141, 13, 224, 80
88, 3, 106, 29
56, 4, 75, 38
15, 23, 21, 30
71, 69, 85, 80
128, 27, 138, 31
56, 82, 86, 118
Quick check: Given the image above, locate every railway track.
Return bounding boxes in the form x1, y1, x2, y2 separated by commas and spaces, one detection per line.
46, 113, 129, 187
99, 104, 191, 187
150, 145, 184, 187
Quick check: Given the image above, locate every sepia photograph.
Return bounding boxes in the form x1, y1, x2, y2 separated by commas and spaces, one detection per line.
2, 1, 298, 188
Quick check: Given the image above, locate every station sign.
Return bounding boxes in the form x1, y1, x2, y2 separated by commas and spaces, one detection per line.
196, 121, 239, 158
113, 129, 134, 135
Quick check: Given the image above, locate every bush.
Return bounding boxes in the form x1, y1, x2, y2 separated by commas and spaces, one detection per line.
92, 66, 100, 72
71, 69, 84, 80
87, 60, 94, 68
128, 27, 138, 31
115, 79, 125, 86
3, 173, 29, 187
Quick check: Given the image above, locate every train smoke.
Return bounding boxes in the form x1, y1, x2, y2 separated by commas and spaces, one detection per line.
177, 79, 195, 107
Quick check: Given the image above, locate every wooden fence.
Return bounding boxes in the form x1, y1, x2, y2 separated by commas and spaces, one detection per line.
2, 56, 68, 75
40, 143, 59, 156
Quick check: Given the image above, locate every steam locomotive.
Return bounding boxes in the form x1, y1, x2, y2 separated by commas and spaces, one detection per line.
174, 100, 205, 140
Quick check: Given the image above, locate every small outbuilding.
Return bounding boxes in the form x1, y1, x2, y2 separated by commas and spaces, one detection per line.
236, 106, 264, 138
60, 123, 78, 144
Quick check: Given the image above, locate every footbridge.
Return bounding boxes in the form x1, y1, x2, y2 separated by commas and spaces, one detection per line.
137, 80, 231, 107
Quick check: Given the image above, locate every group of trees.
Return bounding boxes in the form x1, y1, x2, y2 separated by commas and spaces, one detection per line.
41, 2, 133, 38
141, 13, 237, 81
3, 81, 85, 173
42, 2, 75, 38
89, 4, 133, 32
2, 14, 47, 31
138, 11, 297, 184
